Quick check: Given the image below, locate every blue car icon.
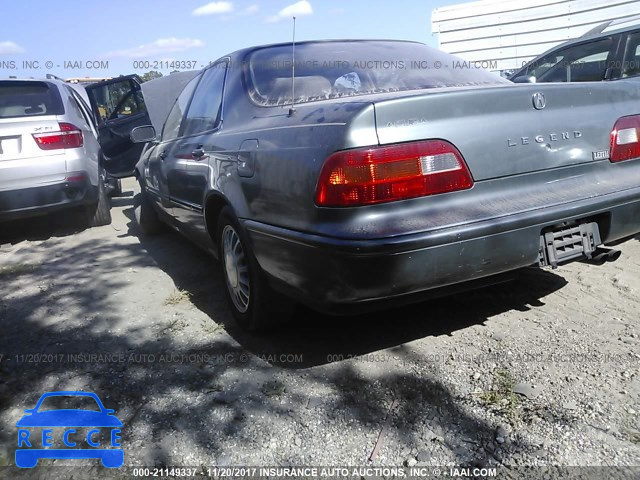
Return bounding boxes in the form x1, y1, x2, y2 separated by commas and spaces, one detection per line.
16, 391, 123, 468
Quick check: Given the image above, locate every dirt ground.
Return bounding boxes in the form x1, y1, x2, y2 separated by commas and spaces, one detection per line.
0, 178, 638, 479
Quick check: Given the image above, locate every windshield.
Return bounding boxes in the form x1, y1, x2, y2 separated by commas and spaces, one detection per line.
247, 41, 508, 106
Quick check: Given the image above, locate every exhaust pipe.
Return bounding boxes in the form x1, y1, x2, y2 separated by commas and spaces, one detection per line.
587, 247, 621, 265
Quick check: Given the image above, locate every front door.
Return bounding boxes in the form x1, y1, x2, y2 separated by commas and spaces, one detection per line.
142, 73, 202, 216
84, 76, 151, 178
169, 60, 228, 247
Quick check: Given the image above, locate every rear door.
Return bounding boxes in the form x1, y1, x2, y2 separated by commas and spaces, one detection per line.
84, 76, 151, 178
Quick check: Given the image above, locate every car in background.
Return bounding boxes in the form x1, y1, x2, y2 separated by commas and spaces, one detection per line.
509, 16, 640, 83
125, 40, 640, 332
0, 76, 149, 226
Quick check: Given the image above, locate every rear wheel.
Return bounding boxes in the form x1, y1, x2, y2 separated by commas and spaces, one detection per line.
217, 207, 293, 332
85, 168, 112, 227
134, 181, 163, 235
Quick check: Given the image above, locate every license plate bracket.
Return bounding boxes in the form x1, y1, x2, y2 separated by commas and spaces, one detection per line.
538, 222, 601, 269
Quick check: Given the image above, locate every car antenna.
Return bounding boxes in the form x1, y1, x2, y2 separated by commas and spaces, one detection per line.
288, 16, 297, 117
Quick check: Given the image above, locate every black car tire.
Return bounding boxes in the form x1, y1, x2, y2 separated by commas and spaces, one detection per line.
108, 177, 122, 197
217, 206, 293, 332
85, 169, 112, 227
134, 183, 163, 235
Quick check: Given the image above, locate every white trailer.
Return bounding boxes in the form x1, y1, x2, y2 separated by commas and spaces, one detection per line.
432, 0, 640, 73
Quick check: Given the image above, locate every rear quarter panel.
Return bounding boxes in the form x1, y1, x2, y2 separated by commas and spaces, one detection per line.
206, 63, 379, 232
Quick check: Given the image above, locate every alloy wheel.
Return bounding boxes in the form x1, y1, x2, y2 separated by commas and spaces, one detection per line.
222, 224, 251, 313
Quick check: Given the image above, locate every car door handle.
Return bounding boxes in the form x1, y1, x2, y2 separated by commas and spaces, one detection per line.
159, 151, 167, 160
192, 148, 207, 160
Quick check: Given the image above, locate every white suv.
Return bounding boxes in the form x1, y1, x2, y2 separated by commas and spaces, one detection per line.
0, 76, 149, 226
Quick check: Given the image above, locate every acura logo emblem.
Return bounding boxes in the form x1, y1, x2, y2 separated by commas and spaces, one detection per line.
532, 92, 546, 110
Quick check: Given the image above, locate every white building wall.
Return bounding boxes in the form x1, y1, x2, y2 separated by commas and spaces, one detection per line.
432, 0, 640, 72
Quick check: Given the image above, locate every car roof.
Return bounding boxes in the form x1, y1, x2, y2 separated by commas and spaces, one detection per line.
596, 14, 640, 35
223, 38, 427, 60
0, 77, 71, 93
0, 77, 62, 87
0, 77, 92, 108
539, 16, 640, 54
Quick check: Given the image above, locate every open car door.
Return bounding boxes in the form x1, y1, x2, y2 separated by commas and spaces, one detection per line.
84, 75, 151, 178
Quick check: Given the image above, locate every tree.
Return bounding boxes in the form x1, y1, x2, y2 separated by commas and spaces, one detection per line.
140, 70, 163, 82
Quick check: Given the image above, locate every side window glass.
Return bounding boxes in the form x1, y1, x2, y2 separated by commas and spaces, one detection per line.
162, 74, 201, 142
182, 62, 228, 137
535, 38, 614, 82
519, 54, 565, 80
622, 32, 640, 78
89, 79, 147, 123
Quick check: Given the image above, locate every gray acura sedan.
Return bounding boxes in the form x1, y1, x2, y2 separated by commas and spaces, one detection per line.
127, 40, 640, 331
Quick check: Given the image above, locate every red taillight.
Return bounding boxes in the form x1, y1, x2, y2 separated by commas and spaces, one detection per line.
610, 115, 640, 163
33, 122, 84, 150
315, 140, 474, 207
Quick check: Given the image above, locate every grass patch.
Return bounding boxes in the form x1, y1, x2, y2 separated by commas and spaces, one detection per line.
164, 288, 191, 306
167, 316, 188, 333
261, 380, 286, 398
478, 369, 520, 423
0, 263, 38, 278
201, 320, 225, 335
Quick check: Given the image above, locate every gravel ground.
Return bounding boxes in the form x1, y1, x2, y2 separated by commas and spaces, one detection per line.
0, 178, 638, 479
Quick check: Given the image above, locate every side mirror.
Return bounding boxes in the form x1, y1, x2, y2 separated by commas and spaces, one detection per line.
23, 409, 35, 414
130, 125, 157, 143
512, 75, 537, 83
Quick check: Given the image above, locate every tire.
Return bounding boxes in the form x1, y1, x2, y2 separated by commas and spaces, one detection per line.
217, 207, 293, 332
108, 177, 122, 197
134, 183, 163, 235
85, 168, 112, 227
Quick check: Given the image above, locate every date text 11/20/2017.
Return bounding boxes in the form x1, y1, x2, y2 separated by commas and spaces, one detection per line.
143, 466, 500, 478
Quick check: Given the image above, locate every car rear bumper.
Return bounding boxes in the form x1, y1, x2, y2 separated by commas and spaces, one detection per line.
244, 185, 640, 313
0, 172, 98, 222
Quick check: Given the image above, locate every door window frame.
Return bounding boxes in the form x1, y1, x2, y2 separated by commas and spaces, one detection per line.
513, 34, 622, 82
180, 59, 230, 139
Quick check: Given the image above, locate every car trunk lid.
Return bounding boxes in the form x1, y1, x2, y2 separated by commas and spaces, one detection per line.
372, 82, 633, 181
0, 116, 67, 189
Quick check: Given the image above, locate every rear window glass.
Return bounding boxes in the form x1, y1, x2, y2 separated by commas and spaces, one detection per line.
247, 41, 508, 106
0, 81, 64, 118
